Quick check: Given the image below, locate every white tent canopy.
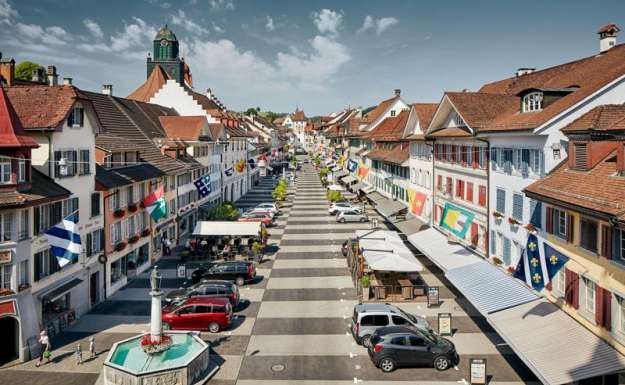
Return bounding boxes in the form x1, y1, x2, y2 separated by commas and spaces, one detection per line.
362, 251, 423, 272
192, 221, 262, 237
356, 230, 422, 272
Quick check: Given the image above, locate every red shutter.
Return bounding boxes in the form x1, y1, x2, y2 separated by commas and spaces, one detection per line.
567, 214, 575, 243
437, 175, 442, 191
466, 183, 474, 202
471, 223, 478, 246
478, 186, 486, 207
565, 270, 580, 309
601, 225, 612, 259
451, 145, 456, 164
596, 285, 605, 326
472, 147, 479, 169
546, 207, 553, 234
461, 146, 467, 166
434, 144, 439, 160
446, 177, 452, 194
603, 287, 612, 331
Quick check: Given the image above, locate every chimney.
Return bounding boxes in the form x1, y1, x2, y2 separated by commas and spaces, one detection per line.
46, 65, 58, 86
0, 53, 15, 86
206, 88, 213, 100
32, 68, 45, 83
63, 77, 72, 86
394, 89, 401, 97
516, 67, 536, 77
617, 143, 625, 175
598, 24, 620, 53
102, 84, 113, 95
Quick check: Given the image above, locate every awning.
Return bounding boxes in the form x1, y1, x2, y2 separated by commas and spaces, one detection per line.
357, 230, 422, 272
407, 227, 481, 273
350, 181, 366, 192
340, 175, 357, 185
39, 278, 83, 302
331, 166, 341, 172
362, 250, 423, 272
334, 170, 348, 178
375, 199, 407, 218
445, 261, 539, 315
366, 191, 386, 203
360, 185, 375, 194
192, 221, 262, 237
393, 217, 427, 236
489, 299, 625, 385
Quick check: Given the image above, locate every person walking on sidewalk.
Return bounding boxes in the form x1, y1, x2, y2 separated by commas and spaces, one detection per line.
89, 336, 96, 358
36, 330, 51, 367
75, 344, 82, 365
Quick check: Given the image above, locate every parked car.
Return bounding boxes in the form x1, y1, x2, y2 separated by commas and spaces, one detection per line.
351, 303, 431, 347
238, 212, 272, 226
368, 326, 459, 372
164, 280, 239, 307
247, 207, 275, 219
191, 261, 256, 286
255, 202, 281, 215
337, 209, 368, 223
162, 297, 233, 333
328, 201, 358, 215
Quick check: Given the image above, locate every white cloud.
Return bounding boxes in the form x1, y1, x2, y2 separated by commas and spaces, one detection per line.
84, 19, 104, 40
109, 17, 157, 53
15, 22, 44, 40
212, 22, 224, 34
171, 10, 208, 35
0, 0, 17, 25
14, 23, 72, 45
265, 15, 275, 31
209, 0, 234, 10
357, 15, 399, 35
46, 26, 72, 41
311, 9, 343, 37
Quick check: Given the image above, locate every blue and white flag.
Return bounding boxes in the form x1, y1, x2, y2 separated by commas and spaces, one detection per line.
347, 159, 358, 173
193, 174, 211, 198
224, 167, 233, 177
513, 233, 561, 291
543, 241, 569, 281
248, 158, 256, 169
44, 214, 81, 268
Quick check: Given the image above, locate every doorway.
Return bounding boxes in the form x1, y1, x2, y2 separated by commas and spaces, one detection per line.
0, 317, 19, 365
90, 272, 99, 306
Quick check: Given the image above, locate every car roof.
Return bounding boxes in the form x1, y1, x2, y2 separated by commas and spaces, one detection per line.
374, 326, 421, 337
355, 303, 399, 313
180, 296, 230, 305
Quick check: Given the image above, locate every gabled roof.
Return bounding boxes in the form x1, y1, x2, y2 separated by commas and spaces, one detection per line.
366, 144, 409, 165
0, 169, 70, 207
5, 84, 87, 130
293, 109, 306, 121
411, 103, 438, 132
159, 116, 207, 141
127, 65, 171, 103
446, 92, 519, 130
362, 95, 399, 124
0, 87, 38, 148
562, 104, 625, 133
96, 163, 164, 189
366, 110, 410, 141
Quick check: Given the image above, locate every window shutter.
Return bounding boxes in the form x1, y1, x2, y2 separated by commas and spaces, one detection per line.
67, 110, 74, 126
530, 200, 542, 229
601, 225, 612, 259
574, 143, 588, 170
471, 223, 478, 246
521, 149, 530, 175
503, 237, 511, 265
595, 285, 606, 327
512, 194, 524, 220
461, 146, 467, 166
546, 206, 553, 234
466, 183, 473, 202
566, 214, 575, 243
100, 228, 105, 250
490, 230, 496, 254
472, 147, 478, 168
565, 270, 580, 309
54, 151, 61, 177
451, 145, 456, 163
79, 108, 85, 127
86, 233, 92, 257
34, 254, 41, 282
491, 148, 498, 170
603, 287, 612, 331
33, 206, 40, 235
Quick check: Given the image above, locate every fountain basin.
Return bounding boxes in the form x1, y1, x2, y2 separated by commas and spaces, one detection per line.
103, 331, 216, 385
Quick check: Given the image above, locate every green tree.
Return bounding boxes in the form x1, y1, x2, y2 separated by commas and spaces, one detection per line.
245, 108, 259, 116
15, 61, 44, 81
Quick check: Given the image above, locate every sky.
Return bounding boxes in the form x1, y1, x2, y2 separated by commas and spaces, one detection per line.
2, 0, 625, 116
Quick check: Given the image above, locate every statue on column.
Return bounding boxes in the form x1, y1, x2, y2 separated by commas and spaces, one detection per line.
150, 266, 162, 293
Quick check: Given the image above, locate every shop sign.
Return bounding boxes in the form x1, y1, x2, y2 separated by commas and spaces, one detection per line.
0, 249, 11, 264
177, 264, 186, 279
427, 286, 439, 307
438, 313, 452, 336
469, 358, 487, 385
0, 300, 17, 316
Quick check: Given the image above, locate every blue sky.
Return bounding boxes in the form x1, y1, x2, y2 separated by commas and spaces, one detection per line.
1, 0, 625, 115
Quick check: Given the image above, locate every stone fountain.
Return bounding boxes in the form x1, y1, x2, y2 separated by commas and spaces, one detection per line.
102, 267, 218, 385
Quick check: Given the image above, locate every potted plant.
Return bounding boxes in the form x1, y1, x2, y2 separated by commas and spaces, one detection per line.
128, 203, 138, 213
129, 234, 140, 244
507, 266, 516, 274
252, 241, 264, 257
508, 217, 521, 226
524, 223, 537, 233
360, 275, 370, 288
113, 208, 125, 218
491, 256, 503, 266
141, 228, 151, 237
115, 241, 127, 252
492, 211, 504, 219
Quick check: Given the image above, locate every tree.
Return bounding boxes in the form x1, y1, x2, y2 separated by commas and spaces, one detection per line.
245, 108, 258, 116
15, 61, 44, 81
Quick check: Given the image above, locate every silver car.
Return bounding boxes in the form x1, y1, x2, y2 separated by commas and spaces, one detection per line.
336, 209, 367, 223
351, 303, 431, 347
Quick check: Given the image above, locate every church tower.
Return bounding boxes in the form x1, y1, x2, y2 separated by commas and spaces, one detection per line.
146, 25, 185, 85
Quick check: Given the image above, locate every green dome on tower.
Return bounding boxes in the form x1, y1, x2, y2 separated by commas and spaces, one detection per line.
155, 24, 177, 41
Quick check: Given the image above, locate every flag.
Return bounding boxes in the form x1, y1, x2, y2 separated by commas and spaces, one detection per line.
409, 190, 427, 216
248, 158, 256, 169
45, 214, 81, 268
514, 235, 568, 291
439, 203, 474, 238
143, 186, 167, 221
332, 153, 339, 160
193, 175, 211, 198
235, 160, 246, 173
357, 165, 369, 179
347, 159, 358, 172
224, 167, 233, 177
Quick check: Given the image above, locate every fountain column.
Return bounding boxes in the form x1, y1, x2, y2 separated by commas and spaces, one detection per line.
149, 266, 163, 342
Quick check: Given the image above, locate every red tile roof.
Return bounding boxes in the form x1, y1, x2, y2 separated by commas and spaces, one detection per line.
428, 127, 473, 138
5, 84, 85, 130
362, 96, 398, 124
0, 87, 38, 148
127, 65, 170, 102
159, 116, 207, 141
293, 109, 306, 121
412, 103, 438, 131
366, 144, 409, 165
366, 110, 410, 141
598, 24, 620, 34
562, 104, 625, 132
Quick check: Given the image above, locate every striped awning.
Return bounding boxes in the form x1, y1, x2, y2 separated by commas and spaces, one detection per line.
375, 199, 407, 219
340, 175, 358, 185
366, 191, 386, 203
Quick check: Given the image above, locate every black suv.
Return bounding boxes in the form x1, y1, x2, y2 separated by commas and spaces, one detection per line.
191, 261, 256, 286
164, 280, 240, 307
368, 326, 459, 372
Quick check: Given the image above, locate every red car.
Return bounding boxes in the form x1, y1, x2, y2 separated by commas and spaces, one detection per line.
238, 212, 272, 226
162, 297, 233, 333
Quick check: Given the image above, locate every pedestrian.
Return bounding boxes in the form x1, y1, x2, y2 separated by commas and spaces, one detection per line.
75, 343, 82, 365
36, 330, 51, 367
89, 336, 96, 358
372, 217, 379, 229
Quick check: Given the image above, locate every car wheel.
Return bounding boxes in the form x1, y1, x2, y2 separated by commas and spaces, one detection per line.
379, 357, 396, 373
434, 356, 450, 371
360, 217, 366, 222
208, 322, 220, 333
162, 322, 171, 330
339, 218, 346, 223
361, 334, 372, 348
235, 276, 245, 286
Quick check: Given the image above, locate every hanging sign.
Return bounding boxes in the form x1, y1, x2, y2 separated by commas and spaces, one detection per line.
177, 264, 186, 279
470, 358, 487, 385
427, 286, 439, 307
437, 313, 452, 336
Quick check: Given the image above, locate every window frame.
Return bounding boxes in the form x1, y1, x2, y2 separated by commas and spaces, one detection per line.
522, 92, 544, 112
579, 216, 599, 253
0, 156, 11, 184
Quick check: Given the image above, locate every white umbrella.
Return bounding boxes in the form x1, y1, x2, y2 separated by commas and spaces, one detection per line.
362, 250, 423, 272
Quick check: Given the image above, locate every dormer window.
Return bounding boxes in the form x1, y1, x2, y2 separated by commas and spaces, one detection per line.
390, 110, 396, 117
522, 92, 543, 112
451, 111, 466, 127
573, 143, 588, 170
68, 106, 84, 128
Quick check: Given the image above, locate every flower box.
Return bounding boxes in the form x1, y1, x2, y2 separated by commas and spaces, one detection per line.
113, 209, 125, 218
140, 334, 172, 355
0, 288, 15, 296
491, 256, 503, 266
525, 223, 537, 232
128, 235, 140, 244
115, 241, 127, 252
18, 283, 30, 292
508, 217, 521, 226
127, 203, 138, 213
492, 211, 504, 219
507, 266, 516, 274
141, 228, 151, 237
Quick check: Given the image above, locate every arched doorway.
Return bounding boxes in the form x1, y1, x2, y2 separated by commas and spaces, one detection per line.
0, 316, 19, 364
223, 185, 229, 203
230, 183, 234, 202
